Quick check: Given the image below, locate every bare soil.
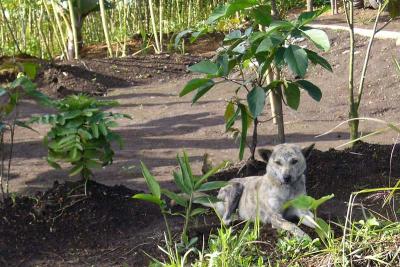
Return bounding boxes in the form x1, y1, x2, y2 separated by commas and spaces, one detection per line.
1, 26, 400, 266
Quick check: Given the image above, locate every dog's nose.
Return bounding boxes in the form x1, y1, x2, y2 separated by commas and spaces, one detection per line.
283, 175, 292, 183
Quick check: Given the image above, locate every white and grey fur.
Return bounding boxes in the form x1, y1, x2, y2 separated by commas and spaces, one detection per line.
213, 143, 315, 237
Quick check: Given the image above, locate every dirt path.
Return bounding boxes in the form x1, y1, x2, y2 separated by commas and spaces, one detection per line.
8, 30, 400, 195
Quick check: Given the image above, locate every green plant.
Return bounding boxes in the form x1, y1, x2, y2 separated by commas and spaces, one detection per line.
179, 1, 331, 160
31, 94, 130, 187
134, 152, 227, 253
343, 0, 399, 141
0, 73, 50, 201
283, 194, 335, 247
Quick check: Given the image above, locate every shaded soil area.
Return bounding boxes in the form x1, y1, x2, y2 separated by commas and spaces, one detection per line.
1, 142, 399, 266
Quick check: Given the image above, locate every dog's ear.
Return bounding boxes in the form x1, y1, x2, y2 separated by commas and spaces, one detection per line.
301, 143, 315, 160
258, 148, 272, 162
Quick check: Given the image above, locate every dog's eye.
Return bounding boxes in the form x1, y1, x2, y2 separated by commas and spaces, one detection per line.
274, 160, 282, 166
290, 159, 298, 165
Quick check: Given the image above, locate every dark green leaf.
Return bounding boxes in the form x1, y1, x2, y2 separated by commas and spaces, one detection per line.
173, 171, 191, 194
207, 4, 228, 23
296, 80, 322, 102
284, 82, 301, 110
296, 8, 327, 27
238, 104, 249, 160
192, 81, 215, 104
162, 189, 188, 207
284, 45, 308, 78
180, 79, 215, 97
252, 5, 272, 26
247, 87, 266, 118
305, 49, 332, 72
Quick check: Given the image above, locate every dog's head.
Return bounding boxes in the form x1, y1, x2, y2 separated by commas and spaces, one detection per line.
258, 143, 314, 185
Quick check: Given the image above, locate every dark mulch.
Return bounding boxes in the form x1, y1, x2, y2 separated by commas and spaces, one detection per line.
1, 142, 400, 266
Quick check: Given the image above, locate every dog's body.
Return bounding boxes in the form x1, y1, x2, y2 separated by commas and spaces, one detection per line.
214, 143, 315, 237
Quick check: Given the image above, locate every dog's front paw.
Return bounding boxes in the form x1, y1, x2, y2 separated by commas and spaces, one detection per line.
293, 228, 310, 239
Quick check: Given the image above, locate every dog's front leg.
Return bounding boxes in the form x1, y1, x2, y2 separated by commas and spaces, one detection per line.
269, 213, 309, 238
285, 208, 316, 228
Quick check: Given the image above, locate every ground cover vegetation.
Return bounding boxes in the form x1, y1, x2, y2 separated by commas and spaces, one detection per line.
0, 0, 400, 266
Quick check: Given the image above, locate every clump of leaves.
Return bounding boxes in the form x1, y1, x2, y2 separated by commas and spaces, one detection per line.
134, 152, 227, 252
31, 94, 131, 181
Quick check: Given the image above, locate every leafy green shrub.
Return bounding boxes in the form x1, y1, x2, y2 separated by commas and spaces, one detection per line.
179, 2, 331, 159
31, 94, 130, 181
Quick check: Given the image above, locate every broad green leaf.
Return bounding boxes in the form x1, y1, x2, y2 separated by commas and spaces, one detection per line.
174, 29, 193, 48
315, 218, 333, 241
296, 8, 327, 27
216, 54, 230, 76
132, 193, 163, 206
180, 79, 215, 97
224, 101, 235, 122
224, 30, 242, 41
284, 83, 301, 110
239, 104, 249, 160
188, 60, 219, 75
207, 4, 228, 23
305, 49, 332, 72
162, 189, 188, 207
284, 45, 308, 78
252, 5, 272, 26
311, 194, 334, 210
256, 33, 284, 54
140, 162, 161, 199
78, 129, 92, 140
197, 181, 228, 192
247, 86, 266, 118
283, 195, 315, 210
192, 81, 215, 104
296, 80, 322, 102
301, 29, 330, 52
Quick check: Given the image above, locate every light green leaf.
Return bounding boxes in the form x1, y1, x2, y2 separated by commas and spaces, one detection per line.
188, 60, 219, 75
190, 208, 207, 217
132, 193, 163, 206
141, 162, 161, 199
224, 101, 235, 123
301, 29, 330, 52
69, 164, 84, 177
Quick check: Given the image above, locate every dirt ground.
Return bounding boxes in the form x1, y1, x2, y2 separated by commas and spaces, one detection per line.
1, 19, 400, 266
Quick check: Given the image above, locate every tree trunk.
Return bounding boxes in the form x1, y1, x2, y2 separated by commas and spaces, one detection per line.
99, 0, 113, 57
307, 0, 313, 12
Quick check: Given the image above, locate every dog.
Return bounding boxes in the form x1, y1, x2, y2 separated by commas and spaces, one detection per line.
213, 143, 315, 237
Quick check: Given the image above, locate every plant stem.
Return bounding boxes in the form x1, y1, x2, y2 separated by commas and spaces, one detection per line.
181, 193, 193, 243
162, 211, 173, 245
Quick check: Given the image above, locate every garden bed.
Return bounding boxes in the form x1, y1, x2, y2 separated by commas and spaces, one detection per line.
1, 142, 399, 266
